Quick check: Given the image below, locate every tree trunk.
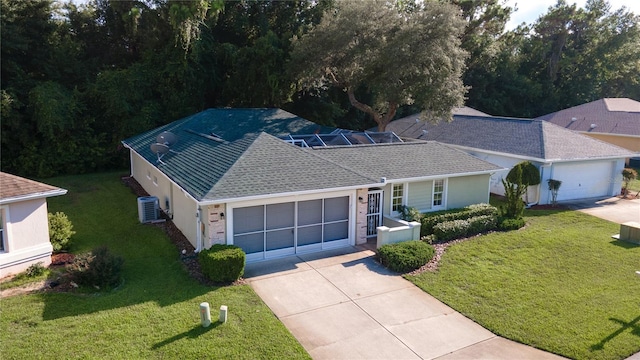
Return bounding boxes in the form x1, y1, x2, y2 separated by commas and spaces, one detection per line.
346, 86, 397, 131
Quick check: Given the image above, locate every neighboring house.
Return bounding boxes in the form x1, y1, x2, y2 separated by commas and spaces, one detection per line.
0, 172, 67, 277
537, 98, 640, 157
122, 108, 502, 262
386, 114, 638, 205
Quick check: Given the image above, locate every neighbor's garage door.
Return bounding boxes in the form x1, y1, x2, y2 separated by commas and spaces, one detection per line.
552, 161, 614, 201
232, 196, 350, 262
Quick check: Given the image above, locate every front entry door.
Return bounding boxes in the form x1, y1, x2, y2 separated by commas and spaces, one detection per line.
366, 190, 383, 237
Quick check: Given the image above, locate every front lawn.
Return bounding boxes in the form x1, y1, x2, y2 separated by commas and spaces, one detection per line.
0, 172, 309, 359
407, 209, 640, 360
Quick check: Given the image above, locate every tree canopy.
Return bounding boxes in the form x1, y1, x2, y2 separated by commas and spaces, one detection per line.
1, 0, 638, 178
290, 0, 468, 131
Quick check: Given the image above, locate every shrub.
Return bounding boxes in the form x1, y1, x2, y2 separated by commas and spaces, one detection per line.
68, 246, 124, 289
25, 262, 46, 277
622, 168, 638, 195
499, 218, 525, 231
198, 244, 245, 283
48, 212, 76, 252
420, 234, 437, 244
433, 215, 498, 241
397, 205, 422, 222
377, 240, 435, 273
421, 203, 497, 236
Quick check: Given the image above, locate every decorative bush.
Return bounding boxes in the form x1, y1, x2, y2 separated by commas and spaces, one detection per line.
377, 240, 435, 273
421, 203, 497, 236
48, 212, 76, 252
198, 244, 245, 283
622, 168, 638, 195
68, 246, 124, 289
420, 234, 437, 244
499, 218, 525, 231
25, 262, 46, 277
433, 215, 498, 241
397, 205, 422, 222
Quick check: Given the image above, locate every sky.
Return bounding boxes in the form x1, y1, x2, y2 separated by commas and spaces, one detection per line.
504, 0, 640, 30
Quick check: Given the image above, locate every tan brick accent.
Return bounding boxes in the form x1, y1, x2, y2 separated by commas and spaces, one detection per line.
355, 188, 369, 245
207, 204, 226, 246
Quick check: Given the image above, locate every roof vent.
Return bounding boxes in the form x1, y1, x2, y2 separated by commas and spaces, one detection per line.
422, 129, 428, 135
570, 117, 577, 122
590, 123, 597, 129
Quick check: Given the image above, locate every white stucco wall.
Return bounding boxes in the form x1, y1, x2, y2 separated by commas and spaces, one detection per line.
0, 199, 53, 277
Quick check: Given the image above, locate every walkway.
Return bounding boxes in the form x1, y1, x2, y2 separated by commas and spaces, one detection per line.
245, 247, 564, 359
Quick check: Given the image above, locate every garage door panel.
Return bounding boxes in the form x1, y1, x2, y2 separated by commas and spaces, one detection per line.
324, 221, 348, 242
553, 162, 612, 201
266, 202, 294, 229
298, 225, 322, 246
298, 200, 322, 225
266, 229, 295, 251
325, 197, 349, 222
234, 206, 264, 233
234, 232, 264, 254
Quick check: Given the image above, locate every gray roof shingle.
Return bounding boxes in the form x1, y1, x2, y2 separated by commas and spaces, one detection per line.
386, 114, 636, 161
537, 98, 640, 136
311, 142, 502, 182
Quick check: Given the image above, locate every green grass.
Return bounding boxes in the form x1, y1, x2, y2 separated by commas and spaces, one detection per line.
407, 209, 640, 360
0, 172, 309, 360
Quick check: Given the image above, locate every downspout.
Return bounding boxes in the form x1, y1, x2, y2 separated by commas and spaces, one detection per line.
195, 205, 202, 253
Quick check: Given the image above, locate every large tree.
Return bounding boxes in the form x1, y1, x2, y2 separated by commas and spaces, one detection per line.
290, 0, 468, 131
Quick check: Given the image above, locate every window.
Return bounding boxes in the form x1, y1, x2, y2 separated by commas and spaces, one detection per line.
153, 176, 158, 186
433, 179, 444, 207
146, 170, 151, 180
392, 184, 404, 212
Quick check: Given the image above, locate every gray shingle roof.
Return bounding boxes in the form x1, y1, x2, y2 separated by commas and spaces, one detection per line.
311, 141, 502, 181
203, 133, 377, 201
386, 114, 636, 161
0, 172, 67, 203
537, 98, 640, 136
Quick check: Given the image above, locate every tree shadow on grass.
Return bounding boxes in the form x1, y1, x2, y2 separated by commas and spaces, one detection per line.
590, 315, 640, 351
152, 322, 222, 349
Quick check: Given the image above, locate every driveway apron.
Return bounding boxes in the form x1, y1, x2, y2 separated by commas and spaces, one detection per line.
245, 247, 563, 360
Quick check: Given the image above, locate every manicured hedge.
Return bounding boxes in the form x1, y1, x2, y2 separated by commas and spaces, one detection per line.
421, 203, 498, 237
498, 218, 525, 231
198, 244, 246, 283
433, 215, 498, 241
377, 240, 435, 273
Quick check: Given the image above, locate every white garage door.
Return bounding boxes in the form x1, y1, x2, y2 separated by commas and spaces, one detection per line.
232, 196, 350, 262
552, 161, 614, 201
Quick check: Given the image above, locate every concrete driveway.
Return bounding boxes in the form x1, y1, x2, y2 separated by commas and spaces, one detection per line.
565, 197, 640, 224
245, 247, 563, 360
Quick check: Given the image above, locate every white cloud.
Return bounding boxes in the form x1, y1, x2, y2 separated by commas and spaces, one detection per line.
504, 0, 640, 30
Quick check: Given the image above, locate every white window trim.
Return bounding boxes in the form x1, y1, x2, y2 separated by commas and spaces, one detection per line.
391, 182, 408, 215
432, 179, 447, 210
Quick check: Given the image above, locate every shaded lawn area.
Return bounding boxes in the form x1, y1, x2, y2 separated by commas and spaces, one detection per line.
0, 172, 309, 360
407, 208, 640, 360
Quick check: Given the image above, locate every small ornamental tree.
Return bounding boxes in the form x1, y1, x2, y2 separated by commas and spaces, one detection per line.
506, 161, 540, 204
501, 165, 526, 219
548, 179, 562, 206
48, 212, 76, 252
622, 168, 638, 196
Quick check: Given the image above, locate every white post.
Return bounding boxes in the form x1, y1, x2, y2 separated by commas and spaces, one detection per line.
200, 302, 211, 327
219, 305, 228, 323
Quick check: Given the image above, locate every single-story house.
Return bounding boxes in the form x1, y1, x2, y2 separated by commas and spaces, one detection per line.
386, 113, 638, 205
0, 172, 67, 277
122, 108, 502, 262
537, 98, 640, 156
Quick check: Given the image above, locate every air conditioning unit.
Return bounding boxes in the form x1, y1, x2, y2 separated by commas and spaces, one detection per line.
137, 196, 159, 223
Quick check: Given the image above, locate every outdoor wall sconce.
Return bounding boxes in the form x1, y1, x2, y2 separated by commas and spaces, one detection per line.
220, 212, 225, 219
358, 196, 365, 203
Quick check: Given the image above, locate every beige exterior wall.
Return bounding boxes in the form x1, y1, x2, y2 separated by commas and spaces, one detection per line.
131, 152, 199, 249
447, 174, 491, 208
355, 188, 368, 245
0, 199, 53, 277
583, 133, 640, 153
